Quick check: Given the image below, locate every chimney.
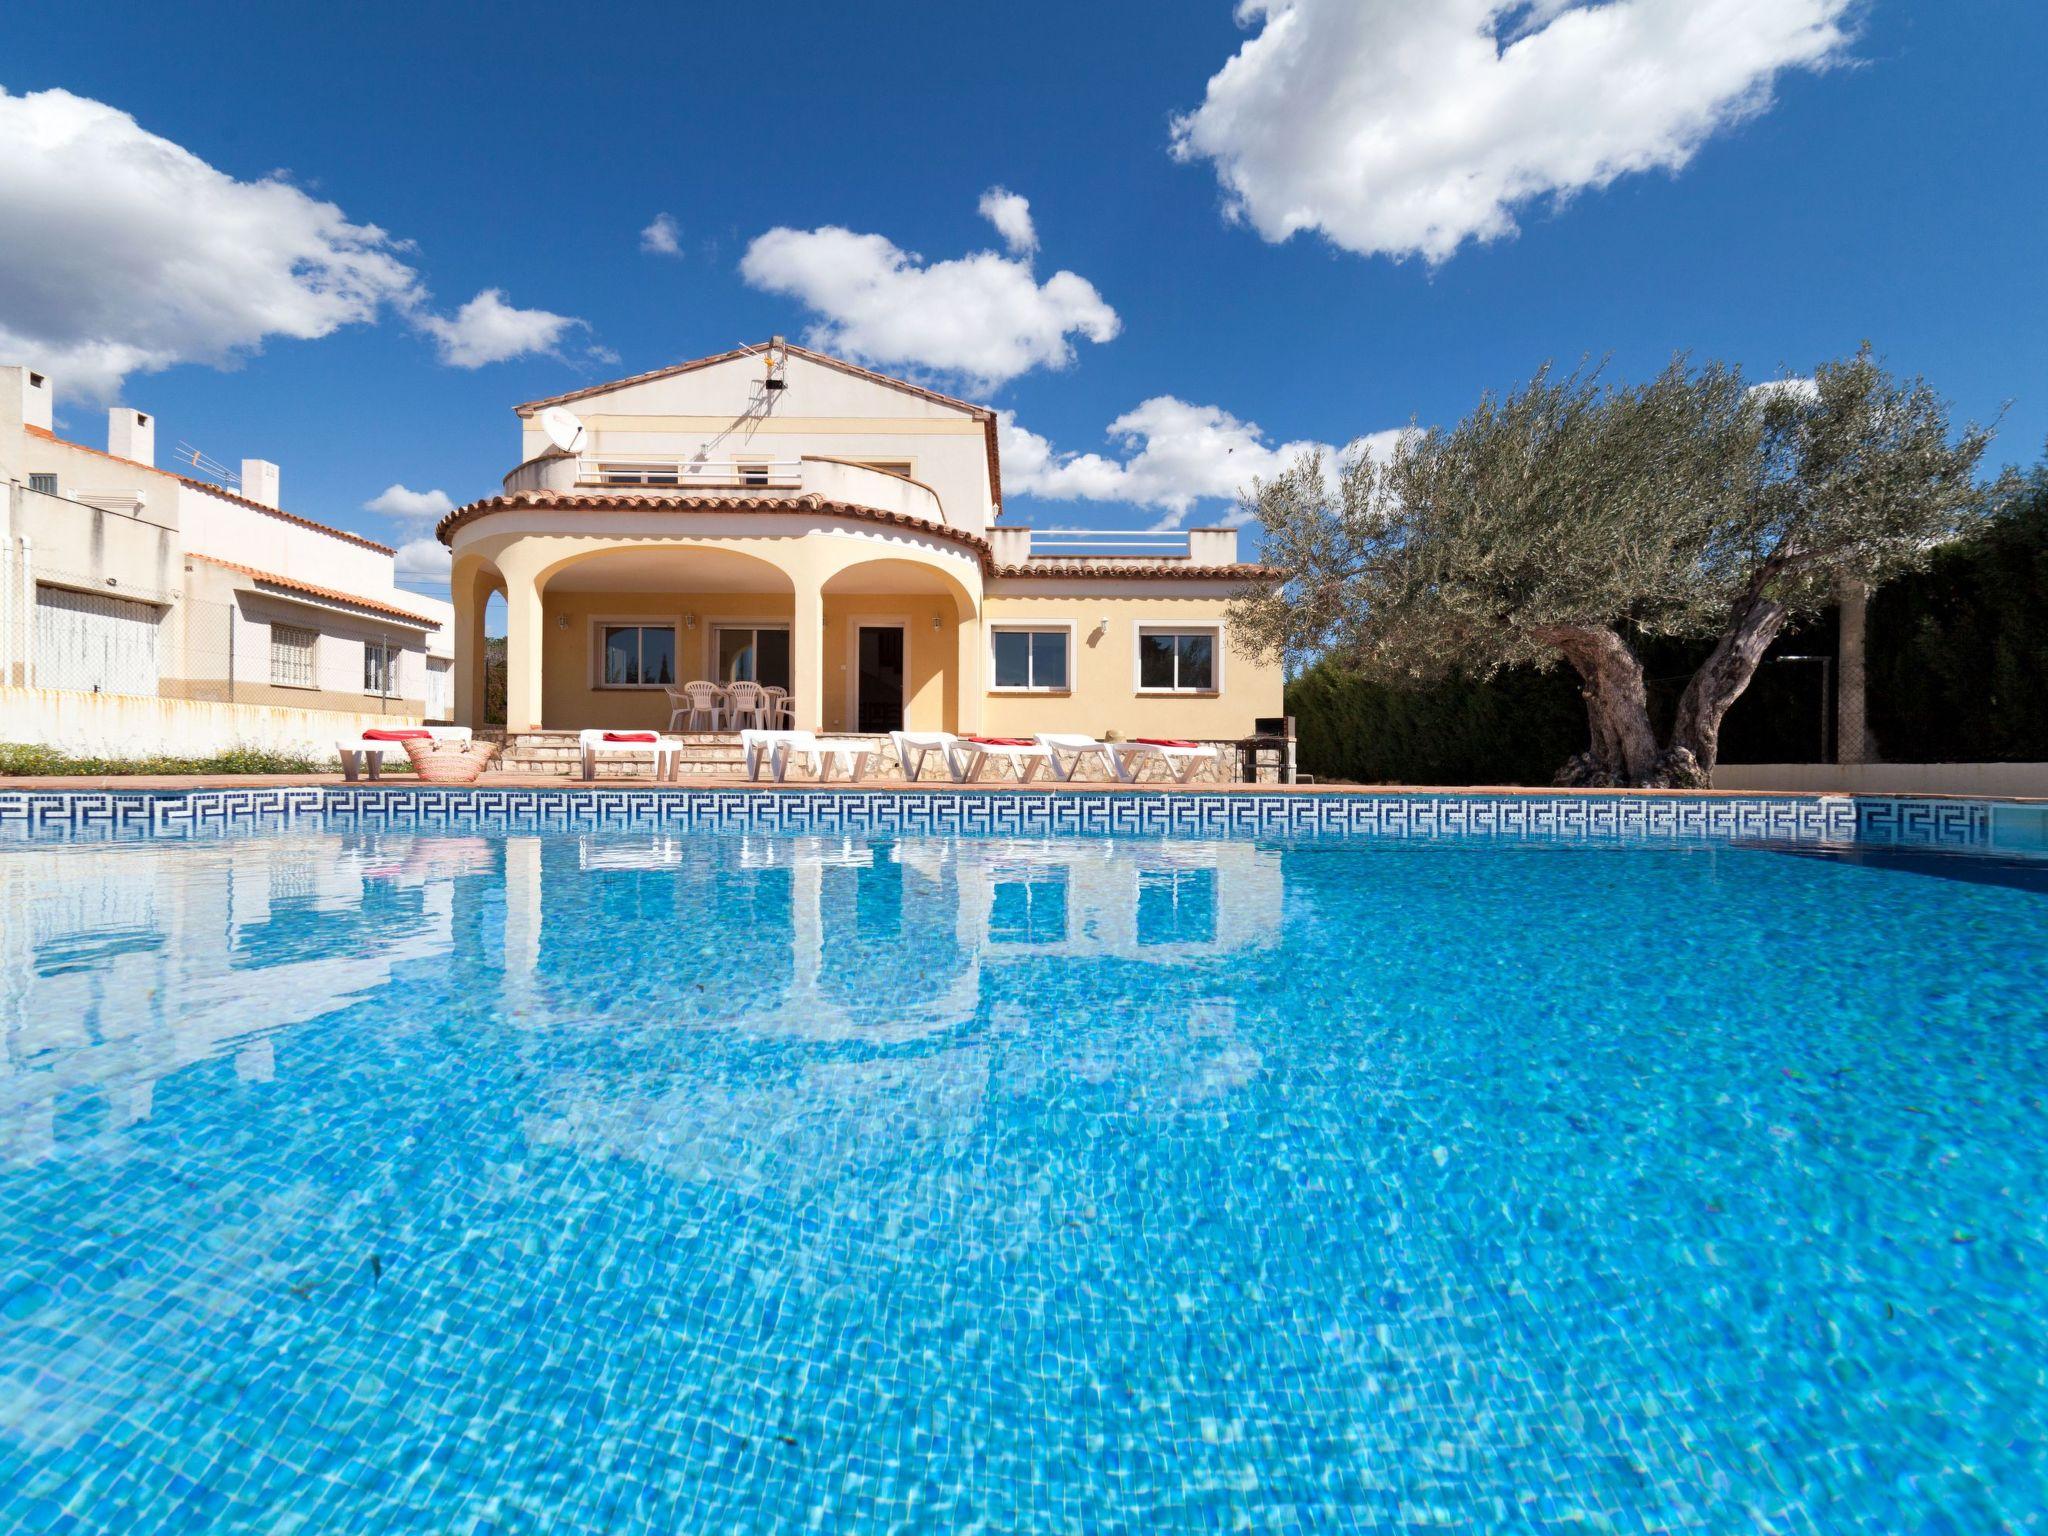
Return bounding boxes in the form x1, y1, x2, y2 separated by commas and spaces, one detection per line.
109, 407, 155, 466
2, 365, 54, 434
240, 458, 280, 508
1187, 527, 1239, 565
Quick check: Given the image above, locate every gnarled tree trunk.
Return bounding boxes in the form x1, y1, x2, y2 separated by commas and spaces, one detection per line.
1532, 624, 1662, 785
1669, 596, 1790, 777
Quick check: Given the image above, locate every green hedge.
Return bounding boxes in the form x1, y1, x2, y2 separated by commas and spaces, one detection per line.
1284, 664, 1585, 785
1866, 480, 2048, 761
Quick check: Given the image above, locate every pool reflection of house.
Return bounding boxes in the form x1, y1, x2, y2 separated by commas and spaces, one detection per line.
509, 830, 1289, 1192
0, 836, 486, 1166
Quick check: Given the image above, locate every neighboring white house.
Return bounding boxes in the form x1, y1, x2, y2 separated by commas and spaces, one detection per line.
0, 363, 453, 760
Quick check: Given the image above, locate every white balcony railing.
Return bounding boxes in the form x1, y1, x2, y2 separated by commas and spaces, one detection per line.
989, 526, 1240, 565
501, 453, 951, 531
582, 457, 804, 489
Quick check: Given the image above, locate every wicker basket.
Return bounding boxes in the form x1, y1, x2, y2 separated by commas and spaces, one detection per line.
401, 737, 500, 785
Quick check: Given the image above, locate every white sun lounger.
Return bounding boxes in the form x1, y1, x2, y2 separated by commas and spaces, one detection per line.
1035, 733, 1120, 782
952, 737, 1053, 783
742, 729, 870, 782
337, 725, 472, 782
890, 730, 961, 782
578, 729, 682, 781
1109, 739, 1218, 785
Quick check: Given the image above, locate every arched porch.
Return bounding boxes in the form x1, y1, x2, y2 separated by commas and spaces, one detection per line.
450, 526, 983, 735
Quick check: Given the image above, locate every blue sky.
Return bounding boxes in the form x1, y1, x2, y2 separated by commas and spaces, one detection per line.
4, 1, 2043, 602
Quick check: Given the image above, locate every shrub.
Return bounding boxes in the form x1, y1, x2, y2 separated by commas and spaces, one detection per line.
0, 743, 349, 777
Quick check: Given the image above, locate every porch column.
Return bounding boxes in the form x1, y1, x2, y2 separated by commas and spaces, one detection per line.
791, 575, 826, 730
453, 569, 489, 727
953, 611, 983, 734
501, 562, 546, 733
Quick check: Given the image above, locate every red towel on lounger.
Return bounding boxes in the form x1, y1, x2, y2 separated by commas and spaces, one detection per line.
968, 736, 1035, 746
361, 729, 431, 741
1136, 738, 1202, 749
603, 732, 659, 743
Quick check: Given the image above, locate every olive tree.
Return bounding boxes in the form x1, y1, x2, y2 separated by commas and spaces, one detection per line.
1232, 350, 1998, 787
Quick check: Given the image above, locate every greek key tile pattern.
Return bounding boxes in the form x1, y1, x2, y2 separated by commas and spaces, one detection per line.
1853, 796, 1993, 848
0, 786, 1923, 844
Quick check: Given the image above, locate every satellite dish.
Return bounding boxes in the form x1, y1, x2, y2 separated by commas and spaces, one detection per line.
539, 407, 587, 454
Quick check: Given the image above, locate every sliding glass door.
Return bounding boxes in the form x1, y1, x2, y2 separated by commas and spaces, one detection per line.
714, 626, 791, 690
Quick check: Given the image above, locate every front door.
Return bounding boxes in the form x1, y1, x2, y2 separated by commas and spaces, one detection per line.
856, 625, 905, 733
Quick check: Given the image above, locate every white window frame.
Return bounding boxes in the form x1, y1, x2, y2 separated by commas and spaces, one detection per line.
270, 624, 318, 689
590, 618, 681, 690
1132, 623, 1224, 696
853, 458, 917, 481
363, 640, 397, 697
988, 622, 1075, 694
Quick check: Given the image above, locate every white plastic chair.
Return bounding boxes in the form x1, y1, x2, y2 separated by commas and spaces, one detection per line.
726, 680, 771, 730
1036, 733, 1120, 782
673, 681, 725, 733
762, 686, 796, 729
577, 728, 682, 781
338, 725, 472, 781
952, 736, 1053, 783
1109, 738, 1218, 785
890, 730, 960, 782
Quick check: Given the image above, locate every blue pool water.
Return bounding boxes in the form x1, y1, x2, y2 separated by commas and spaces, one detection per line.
3, 815, 2046, 1532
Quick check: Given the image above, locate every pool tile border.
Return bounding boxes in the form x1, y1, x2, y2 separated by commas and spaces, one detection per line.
0, 784, 2016, 850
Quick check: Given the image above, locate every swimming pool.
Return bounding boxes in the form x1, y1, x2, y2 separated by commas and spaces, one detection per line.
3, 791, 2045, 1532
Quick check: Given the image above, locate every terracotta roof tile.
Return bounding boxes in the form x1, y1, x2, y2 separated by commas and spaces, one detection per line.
435, 491, 1271, 582
436, 489, 992, 558
186, 555, 442, 627
989, 561, 1277, 582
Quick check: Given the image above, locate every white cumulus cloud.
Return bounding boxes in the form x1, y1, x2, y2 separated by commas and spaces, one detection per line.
364, 483, 455, 520
739, 196, 1118, 392
411, 288, 584, 369
393, 537, 452, 581
0, 86, 596, 397
1000, 400, 1408, 528
1170, 0, 1858, 263
0, 86, 422, 399
1747, 376, 1821, 404
977, 187, 1037, 255
640, 212, 681, 256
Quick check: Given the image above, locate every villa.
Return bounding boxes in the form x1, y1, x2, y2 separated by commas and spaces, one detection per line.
439, 341, 1282, 756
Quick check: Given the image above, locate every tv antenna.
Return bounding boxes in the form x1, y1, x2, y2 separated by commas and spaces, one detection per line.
174, 441, 239, 488
538, 406, 588, 454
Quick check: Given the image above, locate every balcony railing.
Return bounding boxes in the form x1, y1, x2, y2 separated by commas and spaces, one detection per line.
501, 453, 952, 531
988, 525, 1240, 566
581, 457, 804, 489
1026, 529, 1193, 554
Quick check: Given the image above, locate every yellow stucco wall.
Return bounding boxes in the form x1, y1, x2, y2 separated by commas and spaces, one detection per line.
979, 590, 1281, 740
529, 586, 1278, 738
536, 589, 966, 733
